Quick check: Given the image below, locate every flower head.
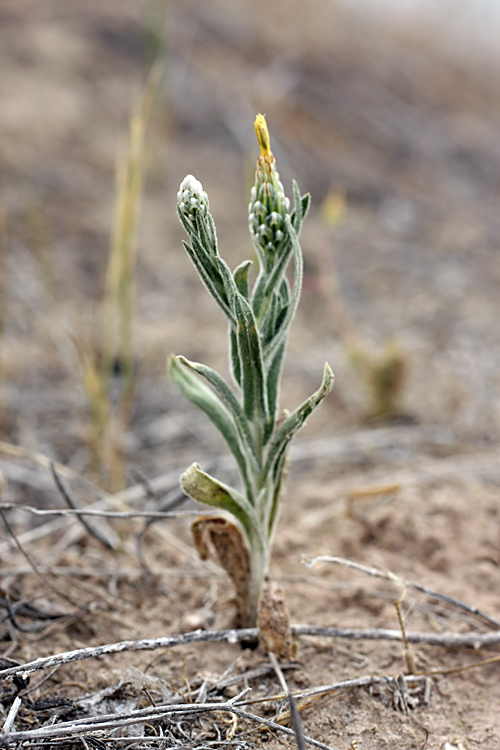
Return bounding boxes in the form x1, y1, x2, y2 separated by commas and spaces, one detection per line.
177, 174, 209, 224
249, 115, 290, 260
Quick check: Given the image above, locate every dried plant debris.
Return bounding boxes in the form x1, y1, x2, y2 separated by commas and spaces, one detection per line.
257, 582, 297, 661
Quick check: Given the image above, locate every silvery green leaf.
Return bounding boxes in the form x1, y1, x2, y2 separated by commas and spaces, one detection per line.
262, 238, 293, 306
215, 257, 239, 312
181, 239, 234, 322
190, 233, 225, 295
229, 326, 241, 386
263, 217, 303, 363
301, 193, 311, 223
207, 212, 219, 255
234, 293, 268, 422
264, 340, 286, 442
290, 187, 310, 234
168, 355, 252, 495
260, 291, 280, 348
233, 260, 252, 299
177, 356, 259, 472
177, 204, 195, 237
267, 458, 288, 539
195, 209, 217, 256
251, 268, 266, 320
292, 180, 302, 232
264, 362, 334, 478
180, 464, 262, 541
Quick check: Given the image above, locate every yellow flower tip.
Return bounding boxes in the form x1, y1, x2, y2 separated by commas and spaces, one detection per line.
254, 113, 271, 156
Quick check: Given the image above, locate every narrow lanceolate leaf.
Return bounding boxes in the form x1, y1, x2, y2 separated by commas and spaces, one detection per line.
264, 362, 334, 478
233, 260, 252, 299
181, 240, 234, 323
292, 180, 302, 233
260, 291, 280, 348
168, 355, 252, 495
264, 340, 286, 442
234, 293, 268, 421
177, 356, 260, 472
195, 210, 217, 256
216, 257, 240, 313
180, 464, 262, 541
300, 193, 311, 224
261, 238, 293, 311
230, 326, 241, 386
263, 217, 303, 363
290, 188, 311, 235
251, 267, 266, 320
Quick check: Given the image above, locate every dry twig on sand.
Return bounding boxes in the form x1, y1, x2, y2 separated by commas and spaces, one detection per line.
0, 693, 338, 750
304, 555, 500, 629
1, 625, 500, 683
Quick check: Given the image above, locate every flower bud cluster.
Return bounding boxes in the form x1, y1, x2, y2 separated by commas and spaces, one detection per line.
248, 158, 290, 257
177, 174, 209, 224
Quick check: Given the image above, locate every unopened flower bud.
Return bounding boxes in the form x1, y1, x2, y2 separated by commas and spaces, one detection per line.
248, 115, 290, 257
177, 174, 209, 223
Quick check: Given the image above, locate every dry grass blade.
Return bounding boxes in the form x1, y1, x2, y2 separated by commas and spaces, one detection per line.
77, 62, 162, 490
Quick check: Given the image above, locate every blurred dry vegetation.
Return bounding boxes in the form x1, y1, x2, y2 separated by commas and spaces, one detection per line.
2, 1, 500, 747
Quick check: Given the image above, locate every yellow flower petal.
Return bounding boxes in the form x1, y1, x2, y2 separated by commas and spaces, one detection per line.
254, 113, 271, 156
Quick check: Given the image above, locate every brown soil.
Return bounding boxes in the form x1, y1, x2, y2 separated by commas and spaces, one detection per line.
1, 2, 500, 748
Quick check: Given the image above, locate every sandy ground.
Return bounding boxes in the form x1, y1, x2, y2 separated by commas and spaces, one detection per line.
1, 2, 500, 748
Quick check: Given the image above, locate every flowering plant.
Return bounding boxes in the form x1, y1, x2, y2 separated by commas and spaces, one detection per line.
169, 115, 333, 628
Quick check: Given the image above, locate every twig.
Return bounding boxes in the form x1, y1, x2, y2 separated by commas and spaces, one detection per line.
268, 652, 288, 694
0, 697, 338, 750
393, 589, 416, 674
2, 696, 21, 732
293, 625, 500, 647
305, 555, 500, 629
50, 462, 117, 552
0, 508, 85, 611
3, 597, 61, 634
289, 694, 307, 750
1, 625, 500, 683
0, 502, 220, 521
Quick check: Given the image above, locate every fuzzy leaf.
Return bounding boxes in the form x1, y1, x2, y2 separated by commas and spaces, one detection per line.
290, 188, 311, 235
234, 293, 268, 421
264, 340, 286, 441
177, 356, 259, 471
195, 209, 217, 256
251, 267, 266, 320
180, 463, 261, 540
292, 180, 302, 232
216, 257, 239, 312
181, 240, 233, 322
262, 239, 293, 309
263, 217, 303, 363
230, 326, 241, 386
260, 291, 281, 348
233, 260, 253, 299
168, 355, 251, 493
264, 362, 334, 478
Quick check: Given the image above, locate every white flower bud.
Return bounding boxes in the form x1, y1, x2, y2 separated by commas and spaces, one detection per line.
177, 174, 209, 223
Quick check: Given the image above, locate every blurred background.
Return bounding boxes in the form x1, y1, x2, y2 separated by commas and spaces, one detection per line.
2, 0, 500, 485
